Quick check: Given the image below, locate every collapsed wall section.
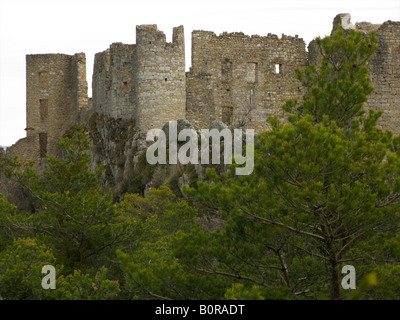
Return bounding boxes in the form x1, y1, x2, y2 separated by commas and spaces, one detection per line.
186, 30, 307, 132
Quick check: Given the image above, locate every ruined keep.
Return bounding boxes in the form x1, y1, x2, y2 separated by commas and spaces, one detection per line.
4, 14, 400, 161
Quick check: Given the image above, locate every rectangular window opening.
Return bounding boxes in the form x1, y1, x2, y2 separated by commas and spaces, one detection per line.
39, 132, 47, 158
221, 60, 232, 83
275, 64, 282, 74
246, 62, 257, 83
123, 81, 130, 93
222, 106, 233, 125
39, 71, 48, 87
40, 99, 48, 121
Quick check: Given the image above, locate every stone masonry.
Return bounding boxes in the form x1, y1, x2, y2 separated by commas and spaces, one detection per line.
4, 14, 400, 161
6, 53, 88, 160
186, 30, 307, 131
309, 13, 400, 133
92, 25, 186, 131
365, 20, 400, 133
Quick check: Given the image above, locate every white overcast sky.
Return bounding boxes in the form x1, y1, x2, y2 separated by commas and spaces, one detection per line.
0, 0, 399, 147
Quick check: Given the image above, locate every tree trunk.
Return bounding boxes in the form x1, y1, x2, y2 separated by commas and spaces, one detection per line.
329, 260, 341, 300
328, 240, 341, 300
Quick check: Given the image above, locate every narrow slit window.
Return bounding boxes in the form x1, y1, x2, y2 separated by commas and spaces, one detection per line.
249, 89, 255, 105
122, 63, 130, 93
39, 99, 48, 121
275, 64, 282, 74
222, 106, 233, 125
39, 132, 47, 158
39, 71, 48, 87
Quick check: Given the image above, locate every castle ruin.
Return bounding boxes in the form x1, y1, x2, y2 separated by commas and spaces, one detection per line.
4, 14, 400, 161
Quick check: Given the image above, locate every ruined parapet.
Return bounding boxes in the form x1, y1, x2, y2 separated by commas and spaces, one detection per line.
187, 30, 307, 132
135, 25, 186, 132
332, 13, 355, 33
355, 22, 382, 32
25, 53, 88, 159
332, 13, 382, 33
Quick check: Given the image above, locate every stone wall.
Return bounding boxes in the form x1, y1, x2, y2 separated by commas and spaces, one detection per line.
186, 30, 308, 132
3, 16, 400, 164
5, 135, 39, 160
92, 43, 136, 120
366, 21, 400, 133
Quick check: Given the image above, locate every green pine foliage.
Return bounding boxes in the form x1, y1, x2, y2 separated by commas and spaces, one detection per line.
283, 26, 378, 125
1, 26, 399, 300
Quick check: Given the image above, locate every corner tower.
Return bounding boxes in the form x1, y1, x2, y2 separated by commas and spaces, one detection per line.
25, 53, 88, 157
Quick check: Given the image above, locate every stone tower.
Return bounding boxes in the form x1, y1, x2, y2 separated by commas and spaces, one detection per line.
23, 53, 88, 158
92, 43, 136, 120
92, 25, 186, 132
135, 25, 186, 131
